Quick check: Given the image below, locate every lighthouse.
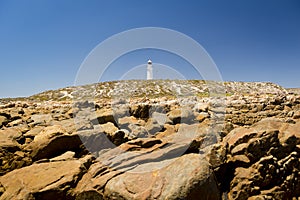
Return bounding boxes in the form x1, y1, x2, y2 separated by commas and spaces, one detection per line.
147, 59, 153, 80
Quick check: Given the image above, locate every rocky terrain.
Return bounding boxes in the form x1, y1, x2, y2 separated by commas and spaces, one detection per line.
0, 80, 299, 200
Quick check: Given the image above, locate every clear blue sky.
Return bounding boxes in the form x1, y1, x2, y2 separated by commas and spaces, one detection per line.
0, 0, 299, 98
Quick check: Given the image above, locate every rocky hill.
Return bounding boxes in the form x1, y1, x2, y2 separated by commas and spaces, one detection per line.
24, 80, 286, 102
0, 80, 299, 200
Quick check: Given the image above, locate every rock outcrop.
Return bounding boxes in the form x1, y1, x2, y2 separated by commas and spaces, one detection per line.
221, 118, 300, 199
0, 80, 299, 200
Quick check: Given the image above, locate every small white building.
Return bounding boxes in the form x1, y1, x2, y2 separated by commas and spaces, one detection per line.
147, 59, 153, 80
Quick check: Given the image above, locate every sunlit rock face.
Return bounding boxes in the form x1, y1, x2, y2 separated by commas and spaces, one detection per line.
0, 80, 299, 200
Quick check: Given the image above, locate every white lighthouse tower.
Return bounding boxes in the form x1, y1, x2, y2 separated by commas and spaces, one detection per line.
147, 59, 153, 80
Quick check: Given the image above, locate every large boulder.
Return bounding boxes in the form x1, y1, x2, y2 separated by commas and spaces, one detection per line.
91, 109, 116, 125
167, 108, 195, 124
24, 125, 83, 161
75, 153, 220, 200
29, 114, 53, 126
0, 116, 8, 128
0, 128, 32, 175
100, 122, 118, 137
0, 128, 22, 150
144, 117, 164, 135
0, 158, 90, 200
130, 104, 151, 119
104, 154, 220, 200
51, 118, 77, 134
77, 129, 115, 155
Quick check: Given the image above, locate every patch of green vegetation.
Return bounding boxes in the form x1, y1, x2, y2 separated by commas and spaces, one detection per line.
34, 96, 50, 101
196, 92, 210, 98
196, 92, 229, 98
59, 96, 70, 101
209, 92, 226, 97
266, 93, 275, 97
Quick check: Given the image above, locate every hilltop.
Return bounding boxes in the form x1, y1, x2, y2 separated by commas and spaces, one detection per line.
11, 80, 284, 102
